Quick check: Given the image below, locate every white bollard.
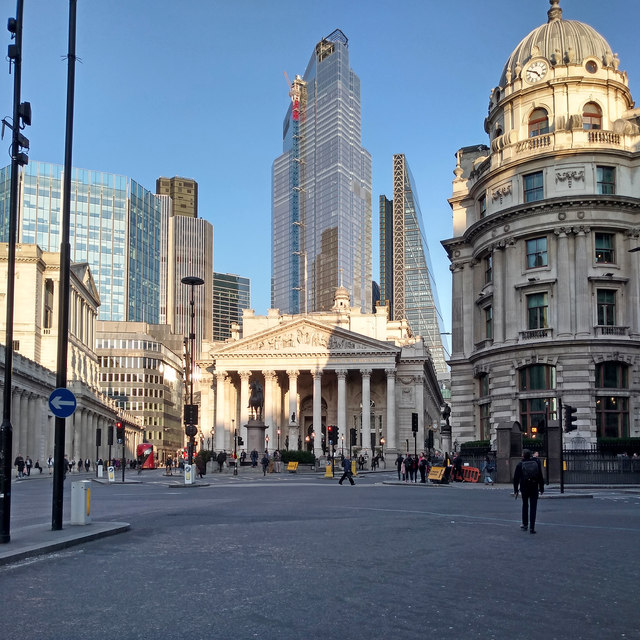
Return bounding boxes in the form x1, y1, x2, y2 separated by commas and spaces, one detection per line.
71, 480, 92, 525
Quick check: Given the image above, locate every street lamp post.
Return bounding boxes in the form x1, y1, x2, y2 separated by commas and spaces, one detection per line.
277, 428, 281, 451
265, 434, 270, 452
380, 437, 385, 460
181, 275, 204, 466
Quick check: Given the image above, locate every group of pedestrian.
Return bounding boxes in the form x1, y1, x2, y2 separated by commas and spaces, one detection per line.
14, 454, 92, 479
394, 452, 430, 483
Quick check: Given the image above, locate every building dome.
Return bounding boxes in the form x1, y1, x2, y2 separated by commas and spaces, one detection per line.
498, 0, 617, 88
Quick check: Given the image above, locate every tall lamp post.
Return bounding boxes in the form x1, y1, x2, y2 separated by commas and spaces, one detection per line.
181, 275, 204, 466
277, 428, 281, 451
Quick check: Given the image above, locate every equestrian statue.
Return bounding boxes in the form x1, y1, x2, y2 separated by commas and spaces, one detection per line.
248, 381, 264, 422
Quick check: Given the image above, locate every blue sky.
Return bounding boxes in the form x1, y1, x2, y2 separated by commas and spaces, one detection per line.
8, 0, 639, 332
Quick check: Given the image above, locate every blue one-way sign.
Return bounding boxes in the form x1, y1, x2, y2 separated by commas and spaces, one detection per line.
49, 388, 77, 418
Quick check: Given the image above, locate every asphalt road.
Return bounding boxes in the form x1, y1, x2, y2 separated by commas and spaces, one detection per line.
1, 469, 639, 640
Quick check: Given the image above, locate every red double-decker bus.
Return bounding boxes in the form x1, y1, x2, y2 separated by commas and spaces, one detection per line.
136, 443, 155, 469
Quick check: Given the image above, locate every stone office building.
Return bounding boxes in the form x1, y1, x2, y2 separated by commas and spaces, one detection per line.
442, 1, 640, 446
199, 287, 443, 459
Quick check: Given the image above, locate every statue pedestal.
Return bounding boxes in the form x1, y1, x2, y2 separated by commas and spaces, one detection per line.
288, 423, 299, 450
246, 419, 267, 453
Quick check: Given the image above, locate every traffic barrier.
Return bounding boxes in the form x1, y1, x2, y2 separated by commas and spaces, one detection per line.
428, 466, 447, 483
287, 461, 299, 473
325, 464, 333, 478
462, 466, 481, 483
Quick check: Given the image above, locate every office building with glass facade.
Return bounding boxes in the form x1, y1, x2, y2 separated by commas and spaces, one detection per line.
213, 272, 251, 342
380, 154, 449, 380
0, 161, 163, 323
272, 29, 372, 315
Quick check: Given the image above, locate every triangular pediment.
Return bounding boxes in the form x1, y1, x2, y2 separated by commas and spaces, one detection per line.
70, 262, 100, 306
211, 317, 400, 357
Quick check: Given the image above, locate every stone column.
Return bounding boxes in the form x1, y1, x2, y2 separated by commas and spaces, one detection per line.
239, 370, 251, 428
215, 371, 227, 451
312, 369, 323, 458
493, 246, 505, 344
25, 392, 37, 459
575, 227, 591, 337
360, 369, 372, 458
287, 369, 299, 450
556, 228, 572, 337
385, 369, 396, 453
263, 370, 276, 448
336, 369, 347, 452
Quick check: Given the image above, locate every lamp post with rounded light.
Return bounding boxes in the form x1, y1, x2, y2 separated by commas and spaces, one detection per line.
181, 275, 204, 466
277, 428, 281, 451
265, 434, 270, 452
380, 437, 385, 460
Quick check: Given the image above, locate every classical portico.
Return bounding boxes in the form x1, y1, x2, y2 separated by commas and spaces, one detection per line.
199, 293, 443, 460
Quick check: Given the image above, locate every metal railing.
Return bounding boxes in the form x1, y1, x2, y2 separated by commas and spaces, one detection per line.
563, 450, 640, 484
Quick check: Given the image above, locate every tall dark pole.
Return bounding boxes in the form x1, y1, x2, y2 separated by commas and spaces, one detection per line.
181, 276, 203, 466
52, 0, 77, 531
0, 0, 25, 544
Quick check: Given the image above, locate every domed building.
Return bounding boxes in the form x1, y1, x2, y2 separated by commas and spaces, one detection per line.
442, 0, 640, 447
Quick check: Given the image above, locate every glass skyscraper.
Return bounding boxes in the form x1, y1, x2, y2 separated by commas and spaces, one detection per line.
0, 161, 162, 323
272, 29, 372, 314
213, 272, 251, 342
380, 154, 449, 379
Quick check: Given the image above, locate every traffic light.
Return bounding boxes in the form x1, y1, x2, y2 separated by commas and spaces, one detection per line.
334, 426, 339, 445
412, 412, 419, 433
349, 428, 357, 446
107, 425, 114, 446
327, 425, 334, 445
427, 430, 434, 450
565, 405, 578, 432
531, 425, 538, 438
237, 436, 244, 446
116, 421, 124, 443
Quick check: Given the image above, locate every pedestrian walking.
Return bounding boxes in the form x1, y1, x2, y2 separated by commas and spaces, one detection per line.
395, 453, 404, 481
338, 455, 355, 485
85, 457, 91, 472
513, 449, 545, 534
274, 450, 282, 473
217, 451, 227, 472
483, 454, 495, 484
418, 453, 428, 483
25, 456, 33, 476
14, 454, 25, 478
261, 451, 270, 476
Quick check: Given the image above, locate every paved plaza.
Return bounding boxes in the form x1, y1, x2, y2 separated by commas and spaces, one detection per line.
0, 468, 638, 639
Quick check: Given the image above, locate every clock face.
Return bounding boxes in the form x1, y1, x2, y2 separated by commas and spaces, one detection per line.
526, 60, 548, 83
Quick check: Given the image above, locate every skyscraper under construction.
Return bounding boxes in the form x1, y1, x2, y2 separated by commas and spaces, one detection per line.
272, 29, 372, 314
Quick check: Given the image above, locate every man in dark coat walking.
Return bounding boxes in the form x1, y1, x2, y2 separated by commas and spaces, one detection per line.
338, 455, 355, 485
513, 449, 545, 534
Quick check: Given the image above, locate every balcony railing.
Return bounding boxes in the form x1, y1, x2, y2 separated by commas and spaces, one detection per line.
516, 134, 552, 153
595, 325, 629, 337
520, 328, 552, 340
587, 130, 620, 146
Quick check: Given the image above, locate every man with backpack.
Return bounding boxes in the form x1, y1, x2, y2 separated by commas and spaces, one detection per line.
513, 449, 545, 534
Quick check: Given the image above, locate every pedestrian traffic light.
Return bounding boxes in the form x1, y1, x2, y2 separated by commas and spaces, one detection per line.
412, 412, 419, 433
564, 404, 578, 432
116, 421, 124, 443
237, 436, 244, 446
350, 428, 357, 446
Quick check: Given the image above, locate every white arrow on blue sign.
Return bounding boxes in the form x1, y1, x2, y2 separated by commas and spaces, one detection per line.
49, 388, 77, 418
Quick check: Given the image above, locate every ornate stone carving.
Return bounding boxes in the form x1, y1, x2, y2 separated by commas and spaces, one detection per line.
555, 169, 584, 187
491, 183, 512, 203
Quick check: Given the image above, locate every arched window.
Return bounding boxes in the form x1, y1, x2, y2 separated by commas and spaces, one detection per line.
528, 108, 549, 137
583, 102, 602, 130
